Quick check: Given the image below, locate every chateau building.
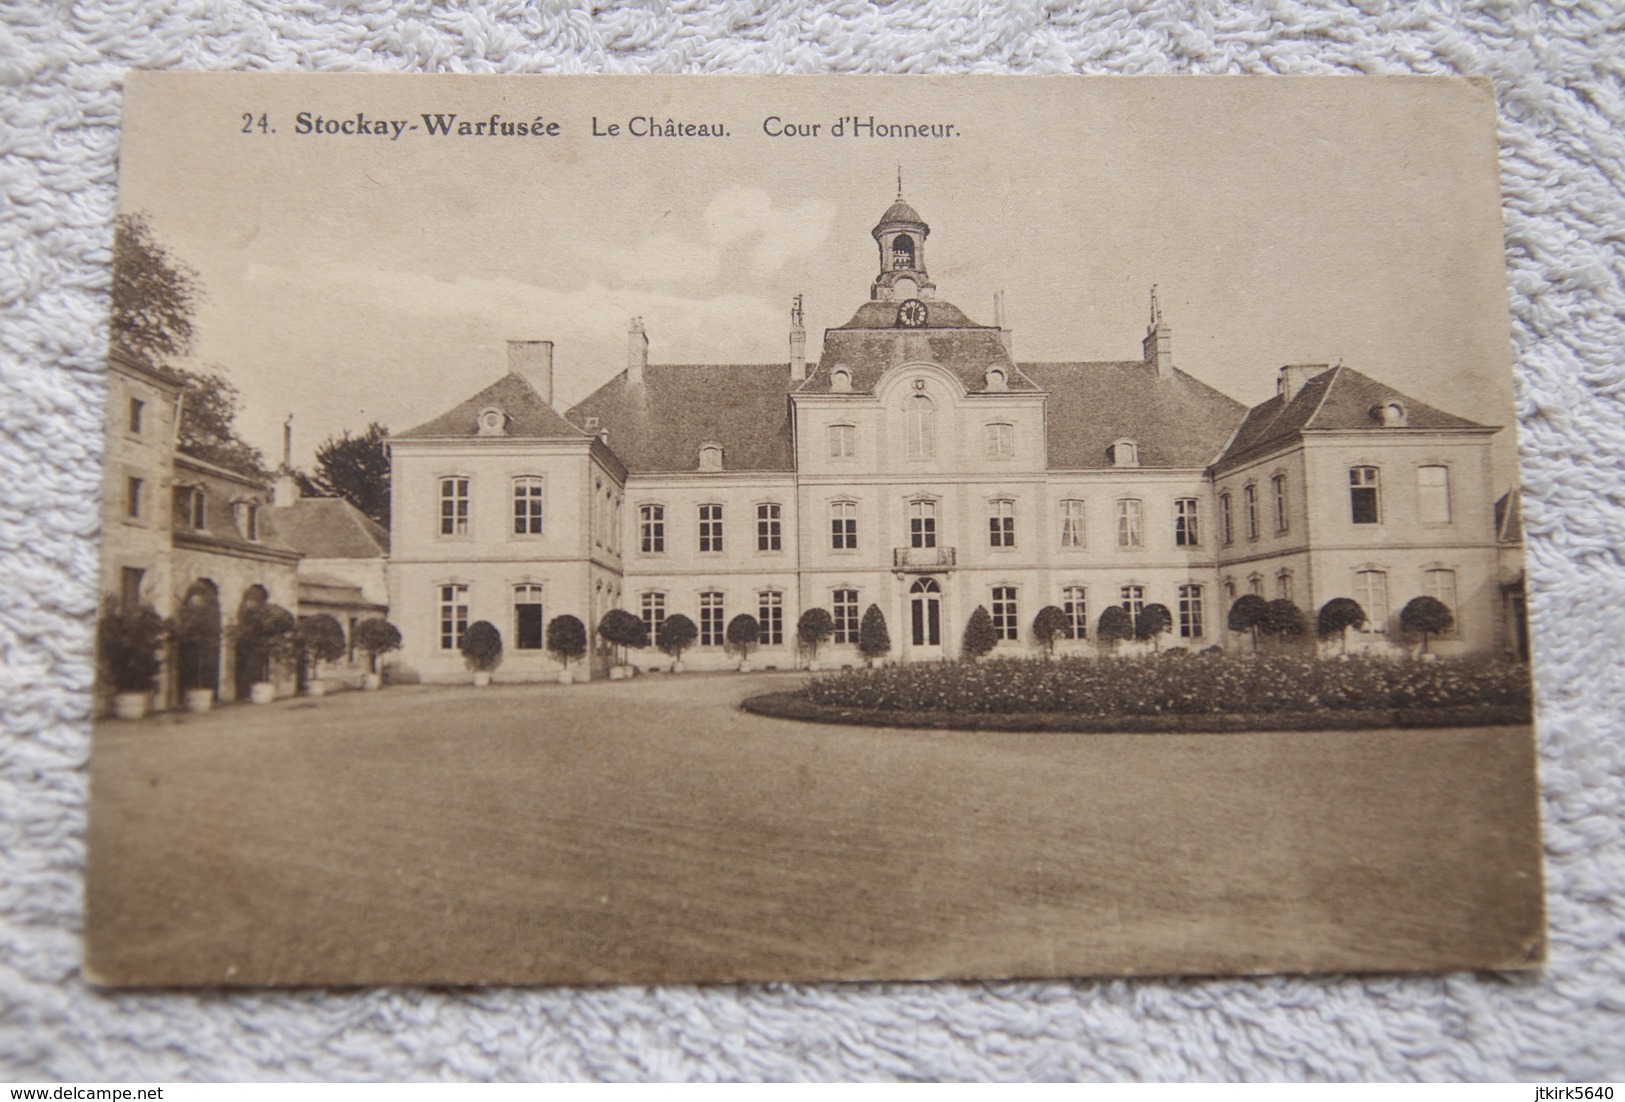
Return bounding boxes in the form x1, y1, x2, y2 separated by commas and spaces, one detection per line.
388, 193, 1522, 682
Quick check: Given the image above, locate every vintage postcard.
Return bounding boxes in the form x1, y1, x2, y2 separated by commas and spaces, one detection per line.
86, 73, 1542, 986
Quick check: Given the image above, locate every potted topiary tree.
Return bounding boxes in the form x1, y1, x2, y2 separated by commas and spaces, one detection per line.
1135, 603, 1173, 653
297, 613, 347, 696
353, 617, 402, 689
1400, 596, 1454, 658
172, 593, 220, 713
1227, 594, 1269, 653
961, 605, 997, 662
1316, 598, 1366, 657
237, 601, 296, 704
1031, 605, 1068, 660
1259, 599, 1306, 651
858, 604, 891, 668
796, 607, 833, 670
657, 613, 698, 672
460, 620, 503, 686
546, 614, 587, 683
598, 609, 648, 679
726, 613, 761, 672
1096, 605, 1133, 655
97, 599, 168, 719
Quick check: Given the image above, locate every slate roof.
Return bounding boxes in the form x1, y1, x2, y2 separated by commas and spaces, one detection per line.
274, 497, 390, 558
876, 198, 926, 228
798, 298, 1036, 396
298, 573, 386, 612
568, 364, 796, 474
1215, 364, 1491, 473
172, 454, 302, 559
1021, 361, 1248, 470
395, 373, 590, 441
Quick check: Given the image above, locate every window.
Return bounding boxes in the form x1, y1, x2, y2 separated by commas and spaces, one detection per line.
906, 394, 936, 459
1277, 570, 1294, 602
1116, 499, 1143, 548
758, 591, 784, 646
989, 499, 1015, 548
1059, 499, 1086, 548
1220, 492, 1234, 546
1174, 498, 1200, 547
513, 584, 544, 650
1120, 585, 1145, 620
1350, 467, 1381, 525
1418, 466, 1452, 524
128, 397, 144, 434
234, 501, 259, 541
1062, 586, 1088, 639
829, 424, 856, 459
438, 584, 469, 650
1273, 474, 1289, 533
991, 586, 1018, 641
126, 476, 142, 519
700, 591, 724, 646
1178, 584, 1204, 639
182, 486, 205, 529
831, 501, 857, 550
909, 500, 936, 549
985, 423, 1014, 459
1224, 578, 1237, 604
891, 233, 915, 269
757, 503, 782, 552
1111, 439, 1139, 467
512, 477, 544, 535
699, 504, 723, 553
831, 368, 852, 392
640, 592, 666, 644
439, 477, 470, 536
1243, 483, 1259, 540
119, 566, 145, 609
699, 445, 723, 471
1424, 568, 1458, 627
640, 505, 665, 553
1249, 574, 1265, 597
832, 589, 859, 645
1355, 570, 1388, 632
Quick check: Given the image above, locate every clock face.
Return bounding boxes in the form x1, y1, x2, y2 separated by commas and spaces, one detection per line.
896, 299, 928, 328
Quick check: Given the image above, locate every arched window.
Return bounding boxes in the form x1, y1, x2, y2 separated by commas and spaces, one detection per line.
512, 477, 544, 535
1116, 499, 1143, 548
1220, 492, 1234, 545
639, 504, 665, 553
1424, 568, 1458, 628
909, 499, 937, 549
757, 590, 784, 646
831, 501, 857, 550
988, 499, 1016, 548
831, 368, 852, 393
1110, 439, 1139, 467
828, 423, 856, 459
1178, 585, 1204, 639
699, 444, 723, 471
1062, 586, 1088, 639
699, 592, 725, 646
640, 592, 666, 644
438, 583, 469, 650
1356, 569, 1388, 632
906, 394, 936, 459
1243, 483, 1259, 540
984, 422, 1015, 458
891, 233, 916, 270
1059, 499, 1086, 548
756, 502, 782, 551
439, 477, 470, 537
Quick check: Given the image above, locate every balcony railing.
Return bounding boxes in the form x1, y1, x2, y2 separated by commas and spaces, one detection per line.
893, 546, 956, 571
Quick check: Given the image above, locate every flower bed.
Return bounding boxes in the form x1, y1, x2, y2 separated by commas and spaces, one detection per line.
742, 653, 1533, 732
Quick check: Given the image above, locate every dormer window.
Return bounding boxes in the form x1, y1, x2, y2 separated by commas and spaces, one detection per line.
984, 367, 1008, 392
699, 444, 723, 471
233, 501, 260, 542
476, 406, 507, 436
831, 367, 852, 393
1376, 401, 1408, 427
1109, 439, 1140, 467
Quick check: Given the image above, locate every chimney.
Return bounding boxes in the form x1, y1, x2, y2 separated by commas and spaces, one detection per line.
1142, 285, 1172, 379
508, 340, 554, 406
627, 317, 648, 386
789, 295, 807, 381
1277, 363, 1331, 403
271, 414, 298, 507
994, 291, 1013, 356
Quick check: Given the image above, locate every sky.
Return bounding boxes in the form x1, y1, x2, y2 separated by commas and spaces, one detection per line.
117, 73, 1521, 487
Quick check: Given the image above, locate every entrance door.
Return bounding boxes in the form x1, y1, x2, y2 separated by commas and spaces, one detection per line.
910, 577, 942, 655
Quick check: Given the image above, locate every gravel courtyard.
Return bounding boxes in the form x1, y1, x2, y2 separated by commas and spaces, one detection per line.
85, 672, 1544, 987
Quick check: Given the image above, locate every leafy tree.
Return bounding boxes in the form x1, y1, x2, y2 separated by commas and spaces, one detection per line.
598, 609, 648, 666
111, 212, 198, 369
1031, 605, 1069, 659
656, 613, 698, 665
546, 615, 588, 670
797, 607, 833, 665
962, 605, 997, 660
173, 366, 270, 480
1096, 606, 1134, 652
1317, 598, 1366, 655
1400, 596, 1454, 655
97, 599, 168, 694
1135, 603, 1173, 651
858, 604, 891, 662
236, 602, 297, 683
297, 614, 348, 681
1259, 599, 1306, 647
460, 620, 503, 673
353, 617, 402, 674
726, 613, 761, 663
302, 422, 391, 528
172, 588, 221, 691
1228, 594, 1269, 652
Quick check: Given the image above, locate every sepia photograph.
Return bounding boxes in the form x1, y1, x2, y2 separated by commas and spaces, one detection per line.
85, 72, 1542, 988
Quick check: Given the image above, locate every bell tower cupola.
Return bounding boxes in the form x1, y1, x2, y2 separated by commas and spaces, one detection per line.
870, 172, 936, 303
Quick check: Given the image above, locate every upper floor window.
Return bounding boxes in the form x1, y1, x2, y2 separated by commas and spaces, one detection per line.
909, 500, 937, 549
1418, 465, 1452, 524
699, 444, 723, 472
758, 590, 784, 646
991, 586, 1019, 641
439, 477, 470, 536
1243, 483, 1259, 540
438, 583, 469, 650
828, 423, 856, 459
233, 501, 259, 542
757, 503, 782, 552
180, 485, 206, 529
1116, 499, 1143, 548
1062, 586, 1088, 639
513, 584, 544, 650
641, 592, 667, 645
906, 394, 936, 459
988, 499, 1015, 548
128, 397, 145, 434
984, 423, 1014, 459
1356, 569, 1388, 631
639, 504, 665, 553
1174, 498, 1200, 547
126, 476, 142, 520
1060, 499, 1086, 548
1350, 467, 1381, 524
831, 501, 857, 550
1178, 584, 1204, 639
1120, 585, 1145, 620
699, 504, 724, 553
1220, 492, 1234, 546
1272, 474, 1289, 533
699, 591, 725, 646
512, 477, 544, 536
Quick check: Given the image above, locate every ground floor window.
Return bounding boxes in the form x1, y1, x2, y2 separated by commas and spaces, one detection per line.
1062, 586, 1087, 639
119, 566, 145, 609
438, 584, 469, 650
1119, 585, 1145, 620
1424, 568, 1458, 629
700, 591, 724, 646
833, 589, 859, 644
1356, 569, 1389, 632
513, 584, 544, 650
758, 591, 784, 645
641, 592, 666, 643
1178, 584, 1204, 639
991, 586, 1018, 641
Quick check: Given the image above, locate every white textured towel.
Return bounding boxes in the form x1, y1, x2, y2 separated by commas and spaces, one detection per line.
2, 0, 1622, 1082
